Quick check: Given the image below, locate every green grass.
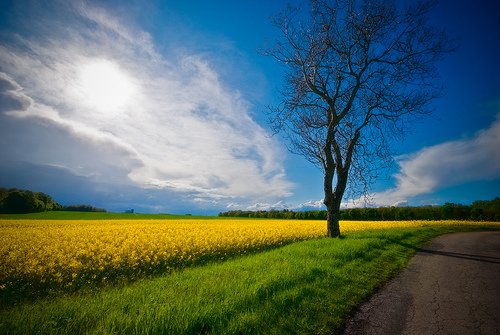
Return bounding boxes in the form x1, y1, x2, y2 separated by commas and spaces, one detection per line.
0, 211, 219, 220
2, 224, 498, 334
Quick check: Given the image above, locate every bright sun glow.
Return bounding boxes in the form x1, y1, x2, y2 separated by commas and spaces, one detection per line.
77, 59, 136, 115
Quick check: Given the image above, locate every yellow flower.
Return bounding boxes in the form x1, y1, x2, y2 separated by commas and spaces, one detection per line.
1, 218, 498, 293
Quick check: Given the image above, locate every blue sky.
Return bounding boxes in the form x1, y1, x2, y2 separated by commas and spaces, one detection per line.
0, 0, 499, 214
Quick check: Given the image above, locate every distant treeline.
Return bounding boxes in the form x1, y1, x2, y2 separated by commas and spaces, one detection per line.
60, 205, 107, 212
219, 198, 500, 221
0, 188, 106, 214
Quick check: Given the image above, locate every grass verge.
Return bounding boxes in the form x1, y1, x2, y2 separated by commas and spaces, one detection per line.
0, 225, 498, 334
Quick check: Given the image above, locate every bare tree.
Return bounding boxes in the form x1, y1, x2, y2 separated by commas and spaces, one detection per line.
265, 0, 454, 237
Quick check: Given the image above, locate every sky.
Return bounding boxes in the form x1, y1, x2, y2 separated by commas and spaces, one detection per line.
0, 0, 499, 214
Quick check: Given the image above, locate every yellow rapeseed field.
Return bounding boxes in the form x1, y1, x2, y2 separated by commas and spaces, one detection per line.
0, 219, 498, 298
0, 219, 324, 296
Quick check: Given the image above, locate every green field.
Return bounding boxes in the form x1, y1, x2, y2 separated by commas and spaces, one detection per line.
1, 219, 499, 334
0, 211, 217, 220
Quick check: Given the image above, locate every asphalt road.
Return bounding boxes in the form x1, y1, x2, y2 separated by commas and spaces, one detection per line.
343, 231, 500, 335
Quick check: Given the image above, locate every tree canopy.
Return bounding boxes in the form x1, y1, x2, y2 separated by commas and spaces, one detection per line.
0, 187, 106, 213
0, 188, 59, 213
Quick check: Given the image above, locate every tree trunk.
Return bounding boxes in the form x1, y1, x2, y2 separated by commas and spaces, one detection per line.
324, 166, 347, 238
326, 202, 341, 238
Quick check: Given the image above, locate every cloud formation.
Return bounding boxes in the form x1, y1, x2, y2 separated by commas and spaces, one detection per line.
0, 2, 292, 209
370, 114, 500, 206
225, 199, 326, 212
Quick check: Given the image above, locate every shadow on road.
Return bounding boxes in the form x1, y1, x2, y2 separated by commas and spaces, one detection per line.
388, 238, 500, 265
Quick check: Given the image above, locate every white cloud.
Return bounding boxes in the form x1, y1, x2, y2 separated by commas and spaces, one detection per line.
291, 199, 325, 210
237, 112, 500, 211
370, 114, 500, 206
0, 3, 292, 206
246, 200, 289, 211
225, 199, 326, 212
75, 2, 161, 62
